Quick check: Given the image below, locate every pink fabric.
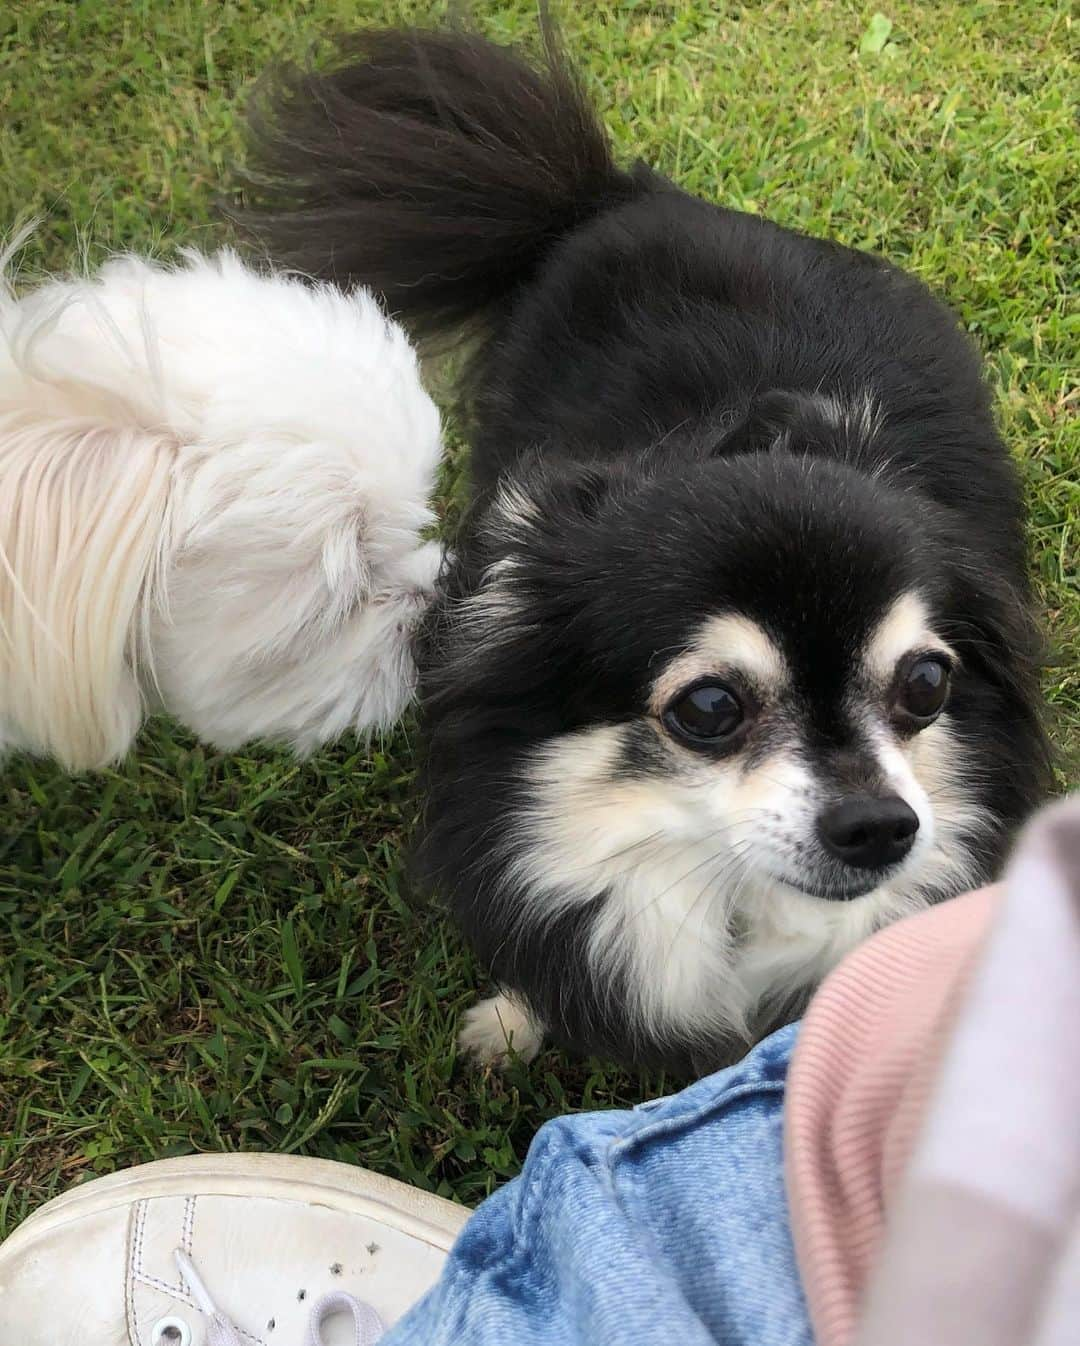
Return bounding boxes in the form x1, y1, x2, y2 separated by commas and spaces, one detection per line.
785, 795, 1080, 1346
785, 887, 998, 1346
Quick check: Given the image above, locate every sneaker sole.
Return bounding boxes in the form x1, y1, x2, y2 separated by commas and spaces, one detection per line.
1, 1152, 470, 1264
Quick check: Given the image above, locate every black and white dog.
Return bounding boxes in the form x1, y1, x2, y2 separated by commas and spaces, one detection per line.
246, 25, 1052, 1073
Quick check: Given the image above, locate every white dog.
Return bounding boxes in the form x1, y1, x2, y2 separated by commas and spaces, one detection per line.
0, 245, 442, 770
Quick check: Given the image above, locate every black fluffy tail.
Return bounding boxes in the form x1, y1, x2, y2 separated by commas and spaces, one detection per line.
240, 22, 645, 341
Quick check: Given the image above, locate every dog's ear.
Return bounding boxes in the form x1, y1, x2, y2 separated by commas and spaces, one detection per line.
716, 388, 879, 458
717, 389, 815, 455
562, 464, 616, 523
481, 460, 618, 548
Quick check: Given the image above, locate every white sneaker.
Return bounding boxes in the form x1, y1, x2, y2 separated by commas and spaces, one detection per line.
0, 1153, 470, 1345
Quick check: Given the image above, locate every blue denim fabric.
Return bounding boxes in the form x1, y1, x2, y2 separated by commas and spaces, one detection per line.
385, 1023, 809, 1346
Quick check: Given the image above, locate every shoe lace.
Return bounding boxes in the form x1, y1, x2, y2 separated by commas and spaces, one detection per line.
174, 1249, 385, 1346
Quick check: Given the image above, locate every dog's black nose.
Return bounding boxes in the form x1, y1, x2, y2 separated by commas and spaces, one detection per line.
817, 795, 919, 870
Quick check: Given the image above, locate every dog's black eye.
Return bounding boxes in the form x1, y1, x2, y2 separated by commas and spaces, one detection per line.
664, 682, 745, 744
896, 656, 950, 724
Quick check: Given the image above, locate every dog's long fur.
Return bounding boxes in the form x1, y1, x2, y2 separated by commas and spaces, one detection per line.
0, 247, 441, 770
245, 25, 1053, 1073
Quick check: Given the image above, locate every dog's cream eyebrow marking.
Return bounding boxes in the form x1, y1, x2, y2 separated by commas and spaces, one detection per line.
651, 613, 788, 709
865, 592, 955, 682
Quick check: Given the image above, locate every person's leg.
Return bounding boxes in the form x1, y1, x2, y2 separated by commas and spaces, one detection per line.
384, 1024, 808, 1346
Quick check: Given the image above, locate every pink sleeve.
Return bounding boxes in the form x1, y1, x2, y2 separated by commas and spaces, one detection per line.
784, 886, 999, 1346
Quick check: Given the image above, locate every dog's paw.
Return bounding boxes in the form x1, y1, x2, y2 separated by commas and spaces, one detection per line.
458, 992, 544, 1068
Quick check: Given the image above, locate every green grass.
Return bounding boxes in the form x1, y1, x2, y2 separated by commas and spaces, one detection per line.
1, 0, 1077, 1237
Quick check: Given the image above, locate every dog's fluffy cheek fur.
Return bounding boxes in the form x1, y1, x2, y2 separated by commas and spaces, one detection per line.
488, 726, 817, 1054
897, 716, 993, 892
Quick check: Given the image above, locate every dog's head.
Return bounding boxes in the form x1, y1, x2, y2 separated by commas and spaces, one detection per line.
419, 392, 1049, 1065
